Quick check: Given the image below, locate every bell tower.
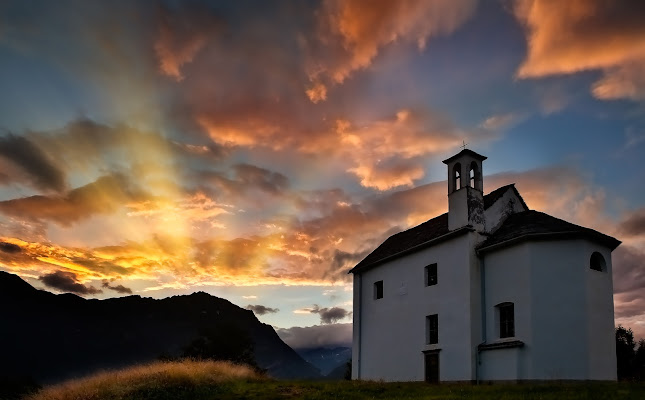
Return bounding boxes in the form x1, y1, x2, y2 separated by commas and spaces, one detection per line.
442, 149, 487, 231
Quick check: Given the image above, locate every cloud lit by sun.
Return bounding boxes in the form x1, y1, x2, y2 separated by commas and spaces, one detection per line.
0, 0, 644, 339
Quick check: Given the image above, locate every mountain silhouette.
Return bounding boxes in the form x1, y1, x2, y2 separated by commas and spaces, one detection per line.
0, 271, 320, 384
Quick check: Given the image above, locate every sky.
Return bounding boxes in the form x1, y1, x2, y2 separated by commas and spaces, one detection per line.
1, 0, 644, 346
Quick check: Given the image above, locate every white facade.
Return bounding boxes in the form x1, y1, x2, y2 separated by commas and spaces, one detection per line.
351, 150, 619, 382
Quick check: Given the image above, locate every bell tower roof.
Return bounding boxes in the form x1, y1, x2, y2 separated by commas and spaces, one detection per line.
442, 149, 487, 165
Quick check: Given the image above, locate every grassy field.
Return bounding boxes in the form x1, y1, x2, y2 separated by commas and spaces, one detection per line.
21, 360, 645, 400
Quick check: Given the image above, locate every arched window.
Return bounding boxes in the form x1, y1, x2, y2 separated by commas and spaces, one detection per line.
496, 302, 514, 338
469, 161, 478, 189
590, 252, 606, 272
453, 163, 461, 191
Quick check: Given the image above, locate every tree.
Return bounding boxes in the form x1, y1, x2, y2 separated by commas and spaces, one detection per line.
182, 322, 258, 370
616, 325, 636, 380
615, 325, 645, 381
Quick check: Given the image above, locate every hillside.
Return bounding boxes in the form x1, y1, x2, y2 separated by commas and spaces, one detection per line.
0, 271, 320, 385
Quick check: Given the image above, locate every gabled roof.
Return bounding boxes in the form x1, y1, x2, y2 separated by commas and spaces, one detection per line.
349, 185, 522, 274
442, 149, 487, 164
477, 210, 621, 254
349, 213, 452, 274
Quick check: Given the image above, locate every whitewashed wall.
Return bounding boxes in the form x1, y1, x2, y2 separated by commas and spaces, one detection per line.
481, 239, 617, 381
353, 232, 482, 381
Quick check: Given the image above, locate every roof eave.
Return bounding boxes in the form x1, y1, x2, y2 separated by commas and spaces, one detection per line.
349, 226, 475, 275
442, 149, 488, 164
477, 231, 621, 256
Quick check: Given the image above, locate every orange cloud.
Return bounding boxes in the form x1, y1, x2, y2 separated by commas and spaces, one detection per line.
311, 0, 477, 87
514, 0, 645, 100
305, 82, 328, 103
333, 109, 464, 190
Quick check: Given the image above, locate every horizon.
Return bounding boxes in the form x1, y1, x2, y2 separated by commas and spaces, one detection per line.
1, 0, 644, 346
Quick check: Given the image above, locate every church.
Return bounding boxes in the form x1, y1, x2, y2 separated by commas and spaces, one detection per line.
349, 149, 620, 382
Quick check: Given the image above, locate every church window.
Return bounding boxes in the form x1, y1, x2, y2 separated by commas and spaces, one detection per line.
426, 314, 438, 344
469, 161, 478, 189
453, 163, 461, 191
374, 280, 383, 299
590, 252, 606, 272
425, 263, 438, 286
497, 302, 514, 338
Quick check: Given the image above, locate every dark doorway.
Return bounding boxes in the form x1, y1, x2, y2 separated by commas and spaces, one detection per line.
424, 352, 439, 383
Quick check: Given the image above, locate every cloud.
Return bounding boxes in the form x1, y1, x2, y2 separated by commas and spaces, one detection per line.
154, 3, 223, 81
0, 241, 21, 253
275, 323, 352, 349
513, 0, 645, 100
300, 304, 351, 324
245, 304, 279, 315
309, 0, 477, 87
0, 174, 147, 226
0, 133, 66, 192
617, 208, 645, 237
479, 113, 523, 131
38, 270, 102, 295
333, 109, 466, 190
613, 246, 645, 295
102, 281, 133, 294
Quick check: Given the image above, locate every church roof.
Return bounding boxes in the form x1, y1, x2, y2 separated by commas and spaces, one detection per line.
477, 210, 621, 254
349, 184, 620, 274
349, 184, 520, 274
442, 149, 487, 164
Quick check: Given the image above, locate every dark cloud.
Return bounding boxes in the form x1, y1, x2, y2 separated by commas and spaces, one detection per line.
245, 304, 279, 315
617, 208, 645, 237
233, 164, 289, 194
276, 323, 352, 349
102, 281, 133, 294
309, 304, 351, 324
39, 271, 102, 295
0, 133, 66, 192
0, 241, 21, 253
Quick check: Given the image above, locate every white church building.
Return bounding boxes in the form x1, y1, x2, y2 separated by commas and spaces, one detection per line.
349, 149, 620, 383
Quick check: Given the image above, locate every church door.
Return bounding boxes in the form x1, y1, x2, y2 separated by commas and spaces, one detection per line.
424, 352, 439, 383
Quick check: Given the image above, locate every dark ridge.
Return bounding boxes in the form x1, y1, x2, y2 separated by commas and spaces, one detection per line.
0, 272, 320, 386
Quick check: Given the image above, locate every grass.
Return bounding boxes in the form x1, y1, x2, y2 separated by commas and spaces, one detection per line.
24, 359, 263, 400
23, 361, 645, 400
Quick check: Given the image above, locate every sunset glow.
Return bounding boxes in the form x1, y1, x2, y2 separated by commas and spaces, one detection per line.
1, 0, 644, 343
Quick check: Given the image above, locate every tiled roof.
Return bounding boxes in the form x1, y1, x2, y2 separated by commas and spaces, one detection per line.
477, 210, 621, 253
350, 213, 451, 273
349, 185, 620, 274
350, 185, 520, 273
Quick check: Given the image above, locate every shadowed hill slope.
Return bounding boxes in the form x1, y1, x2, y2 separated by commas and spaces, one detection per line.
0, 271, 320, 384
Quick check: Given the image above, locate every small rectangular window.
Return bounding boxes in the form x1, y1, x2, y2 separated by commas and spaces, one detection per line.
426, 314, 438, 344
499, 303, 514, 338
425, 263, 437, 286
374, 280, 383, 299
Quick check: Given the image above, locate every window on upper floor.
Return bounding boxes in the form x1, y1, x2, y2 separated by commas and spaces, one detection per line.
425, 263, 438, 286
374, 280, 383, 299
497, 302, 514, 338
426, 314, 438, 344
590, 252, 606, 272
